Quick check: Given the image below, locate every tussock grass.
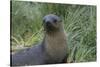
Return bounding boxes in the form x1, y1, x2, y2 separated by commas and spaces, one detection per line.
11, 1, 96, 62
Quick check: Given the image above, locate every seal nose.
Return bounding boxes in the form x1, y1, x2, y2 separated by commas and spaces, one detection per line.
44, 19, 53, 27
46, 21, 52, 27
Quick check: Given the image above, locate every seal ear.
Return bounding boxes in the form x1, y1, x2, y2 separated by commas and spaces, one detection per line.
42, 19, 45, 26
57, 15, 62, 22
59, 18, 62, 22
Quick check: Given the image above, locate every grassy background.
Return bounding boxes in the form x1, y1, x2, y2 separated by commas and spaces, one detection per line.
11, 1, 96, 63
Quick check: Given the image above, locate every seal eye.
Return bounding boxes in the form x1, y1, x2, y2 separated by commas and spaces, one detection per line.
43, 19, 45, 23
53, 19, 57, 23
